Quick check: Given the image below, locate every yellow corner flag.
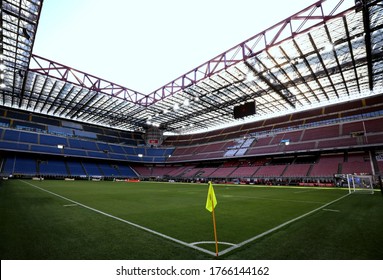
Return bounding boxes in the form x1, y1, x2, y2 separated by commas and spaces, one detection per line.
206, 181, 217, 212
206, 181, 219, 256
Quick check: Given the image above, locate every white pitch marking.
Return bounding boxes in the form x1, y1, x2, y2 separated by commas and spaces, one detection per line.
294, 189, 318, 194
322, 208, 340, 212
63, 204, 78, 207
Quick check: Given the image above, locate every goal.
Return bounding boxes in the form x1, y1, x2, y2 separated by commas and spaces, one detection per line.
347, 174, 374, 194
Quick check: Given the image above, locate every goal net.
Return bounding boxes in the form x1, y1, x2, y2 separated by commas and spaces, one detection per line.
347, 174, 374, 194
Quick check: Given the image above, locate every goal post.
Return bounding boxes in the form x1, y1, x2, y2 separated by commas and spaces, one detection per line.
347, 174, 374, 194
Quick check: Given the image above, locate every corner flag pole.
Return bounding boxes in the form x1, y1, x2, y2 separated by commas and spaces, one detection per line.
210, 192, 219, 257
206, 181, 219, 256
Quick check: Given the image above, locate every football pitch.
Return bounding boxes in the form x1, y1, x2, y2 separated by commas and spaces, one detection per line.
0, 179, 382, 260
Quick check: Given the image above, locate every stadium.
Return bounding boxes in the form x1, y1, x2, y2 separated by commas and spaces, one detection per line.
1, 0, 383, 260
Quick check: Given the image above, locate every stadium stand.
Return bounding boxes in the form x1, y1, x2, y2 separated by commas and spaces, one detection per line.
230, 166, 258, 178
1, 93, 383, 186
283, 164, 312, 177
66, 161, 86, 177
309, 154, 343, 177
39, 159, 69, 177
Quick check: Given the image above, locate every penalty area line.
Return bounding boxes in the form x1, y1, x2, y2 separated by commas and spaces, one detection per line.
19, 180, 217, 257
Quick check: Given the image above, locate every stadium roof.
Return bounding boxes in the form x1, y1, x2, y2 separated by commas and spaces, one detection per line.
1, 0, 383, 135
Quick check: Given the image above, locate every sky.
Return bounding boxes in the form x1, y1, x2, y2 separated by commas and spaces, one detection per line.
32, 0, 337, 94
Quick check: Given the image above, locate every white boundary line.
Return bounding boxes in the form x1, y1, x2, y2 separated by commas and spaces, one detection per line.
218, 193, 351, 256
19, 180, 217, 257
322, 208, 341, 212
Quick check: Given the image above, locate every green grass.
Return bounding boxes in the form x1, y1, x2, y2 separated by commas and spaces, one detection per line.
0, 179, 382, 260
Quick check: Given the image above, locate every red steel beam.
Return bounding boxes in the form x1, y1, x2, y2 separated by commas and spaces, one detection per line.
28, 54, 148, 105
